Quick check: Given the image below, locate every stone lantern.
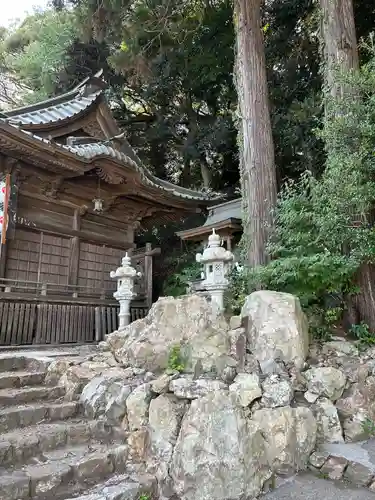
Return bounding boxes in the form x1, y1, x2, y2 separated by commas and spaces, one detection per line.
196, 228, 234, 312
110, 253, 141, 330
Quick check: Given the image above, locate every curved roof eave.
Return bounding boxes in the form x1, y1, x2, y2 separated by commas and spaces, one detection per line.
4, 91, 103, 129
0, 120, 223, 203
67, 143, 222, 201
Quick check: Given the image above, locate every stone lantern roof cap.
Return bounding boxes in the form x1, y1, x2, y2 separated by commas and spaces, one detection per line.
197, 229, 234, 263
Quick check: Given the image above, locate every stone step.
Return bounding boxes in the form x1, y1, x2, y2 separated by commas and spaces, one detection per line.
0, 385, 65, 407
0, 355, 52, 374
0, 443, 130, 500
0, 419, 123, 467
0, 355, 26, 373
0, 401, 80, 433
63, 472, 156, 500
308, 440, 375, 490
263, 472, 375, 500
0, 371, 46, 390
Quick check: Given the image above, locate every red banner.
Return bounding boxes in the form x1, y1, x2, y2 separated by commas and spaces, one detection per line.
0, 174, 11, 245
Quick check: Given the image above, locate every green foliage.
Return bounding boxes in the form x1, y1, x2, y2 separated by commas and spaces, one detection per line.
5, 0, 375, 192
0, 10, 78, 103
167, 344, 185, 373
350, 322, 375, 348
240, 171, 357, 308
225, 265, 249, 316
138, 494, 151, 500
308, 306, 343, 342
236, 48, 375, 332
362, 417, 375, 437
162, 257, 201, 298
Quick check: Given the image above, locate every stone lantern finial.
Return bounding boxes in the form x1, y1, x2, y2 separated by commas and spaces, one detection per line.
196, 228, 234, 312
208, 228, 221, 247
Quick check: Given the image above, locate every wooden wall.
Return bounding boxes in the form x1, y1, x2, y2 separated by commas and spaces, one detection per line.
0, 164, 156, 345
6, 229, 70, 285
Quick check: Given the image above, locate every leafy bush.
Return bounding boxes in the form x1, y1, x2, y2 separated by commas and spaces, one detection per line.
224, 265, 250, 315
167, 344, 186, 372
162, 253, 201, 297
350, 322, 375, 347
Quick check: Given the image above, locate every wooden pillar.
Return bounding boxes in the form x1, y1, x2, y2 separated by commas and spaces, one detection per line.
0, 238, 7, 279
145, 242, 153, 308
0, 157, 19, 279
226, 235, 232, 252
68, 208, 81, 296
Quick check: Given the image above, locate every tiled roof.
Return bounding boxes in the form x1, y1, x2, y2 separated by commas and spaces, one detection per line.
0, 120, 219, 202
4, 91, 102, 126
204, 198, 242, 225
67, 142, 217, 201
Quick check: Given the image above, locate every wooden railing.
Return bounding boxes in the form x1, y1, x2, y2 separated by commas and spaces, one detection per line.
0, 277, 114, 300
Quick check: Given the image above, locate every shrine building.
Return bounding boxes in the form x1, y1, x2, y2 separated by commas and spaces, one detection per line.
0, 71, 218, 346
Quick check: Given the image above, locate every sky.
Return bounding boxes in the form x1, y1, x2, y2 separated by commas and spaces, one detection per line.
2, 0, 50, 27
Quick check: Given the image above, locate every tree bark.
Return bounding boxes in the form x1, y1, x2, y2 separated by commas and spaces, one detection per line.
320, 0, 359, 99
234, 0, 277, 268
320, 0, 375, 330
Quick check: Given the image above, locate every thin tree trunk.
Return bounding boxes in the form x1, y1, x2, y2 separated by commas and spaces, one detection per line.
320, 0, 375, 330
234, 0, 277, 268
320, 0, 359, 99
200, 161, 212, 189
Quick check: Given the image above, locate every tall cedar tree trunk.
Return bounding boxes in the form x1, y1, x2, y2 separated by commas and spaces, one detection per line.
320, 0, 375, 329
234, 0, 277, 268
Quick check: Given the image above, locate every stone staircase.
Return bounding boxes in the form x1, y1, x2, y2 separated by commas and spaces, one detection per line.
0, 353, 155, 500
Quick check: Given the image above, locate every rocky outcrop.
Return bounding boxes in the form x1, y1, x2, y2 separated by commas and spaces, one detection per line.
261, 375, 293, 408
229, 373, 262, 407
304, 367, 346, 402
58, 363, 114, 401
241, 291, 309, 369
313, 398, 344, 444
126, 383, 153, 431
170, 391, 272, 500
252, 406, 317, 473
147, 395, 188, 499
105, 295, 230, 373
80, 374, 132, 425
42, 292, 375, 499
169, 377, 227, 400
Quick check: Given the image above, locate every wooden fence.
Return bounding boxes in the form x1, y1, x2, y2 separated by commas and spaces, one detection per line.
0, 301, 148, 346
0, 278, 149, 346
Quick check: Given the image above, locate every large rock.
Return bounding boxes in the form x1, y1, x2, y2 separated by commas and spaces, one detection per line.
335, 378, 375, 441
241, 291, 309, 369
170, 390, 272, 500
251, 406, 317, 473
170, 377, 227, 400
147, 395, 188, 498
80, 374, 132, 424
106, 295, 230, 373
58, 363, 110, 400
126, 383, 152, 430
261, 375, 293, 408
304, 367, 346, 402
313, 398, 344, 444
45, 359, 72, 386
229, 373, 262, 407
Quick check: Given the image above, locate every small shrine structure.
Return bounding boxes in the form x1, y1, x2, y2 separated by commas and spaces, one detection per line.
0, 71, 218, 345
176, 198, 242, 251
